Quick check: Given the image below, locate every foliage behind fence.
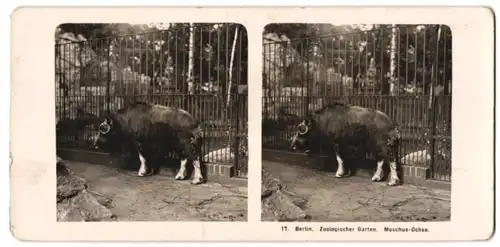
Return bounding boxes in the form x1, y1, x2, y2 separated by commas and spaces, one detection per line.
262, 24, 452, 181
56, 23, 248, 178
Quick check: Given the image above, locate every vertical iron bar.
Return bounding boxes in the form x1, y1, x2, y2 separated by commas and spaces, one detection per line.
324, 37, 328, 97
217, 26, 220, 119
414, 29, 417, 93
144, 33, 148, 101
160, 30, 165, 95
206, 26, 211, 158
151, 32, 154, 97
199, 24, 203, 97
62, 43, 67, 122
350, 34, 354, 96
106, 38, 111, 113
357, 33, 361, 96
272, 39, 282, 144
298, 41, 302, 119
174, 29, 178, 94
423, 27, 427, 95
335, 36, 345, 98
406, 26, 409, 89
226, 24, 229, 114
361, 31, 370, 95
397, 26, 400, 96
306, 38, 310, 116
430, 25, 441, 180
380, 28, 383, 98
234, 26, 241, 175
443, 27, 449, 95
182, 25, 187, 109
132, 34, 136, 101
332, 36, 335, 97
371, 30, 375, 98
344, 34, 347, 99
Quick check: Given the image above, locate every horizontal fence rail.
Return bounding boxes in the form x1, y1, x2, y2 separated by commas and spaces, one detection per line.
262, 24, 452, 182
56, 23, 248, 178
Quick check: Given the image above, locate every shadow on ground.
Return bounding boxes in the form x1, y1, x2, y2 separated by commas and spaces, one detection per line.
262, 161, 451, 222
64, 161, 248, 221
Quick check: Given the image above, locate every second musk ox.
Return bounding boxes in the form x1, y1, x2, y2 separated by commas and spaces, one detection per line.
290, 102, 402, 186
93, 101, 205, 184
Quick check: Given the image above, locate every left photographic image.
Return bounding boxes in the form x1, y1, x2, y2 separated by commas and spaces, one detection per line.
55, 23, 248, 222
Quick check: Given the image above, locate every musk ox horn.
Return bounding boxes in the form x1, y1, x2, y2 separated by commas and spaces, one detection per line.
99, 122, 111, 134
297, 122, 309, 135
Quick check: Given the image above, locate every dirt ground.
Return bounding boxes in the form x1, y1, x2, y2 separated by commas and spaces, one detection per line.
65, 161, 247, 221
263, 161, 451, 222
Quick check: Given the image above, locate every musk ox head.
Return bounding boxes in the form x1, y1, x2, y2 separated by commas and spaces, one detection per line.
93, 117, 119, 151
290, 118, 314, 154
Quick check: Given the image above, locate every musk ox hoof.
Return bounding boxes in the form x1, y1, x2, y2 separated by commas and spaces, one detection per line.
371, 175, 383, 182
191, 177, 204, 185
137, 170, 154, 177
174, 174, 186, 180
387, 179, 401, 186
335, 172, 345, 178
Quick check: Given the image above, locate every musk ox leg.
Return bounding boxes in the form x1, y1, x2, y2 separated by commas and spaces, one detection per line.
335, 154, 347, 178
137, 152, 148, 177
334, 144, 351, 177
191, 159, 204, 184
136, 144, 154, 177
371, 160, 385, 182
175, 159, 188, 180
387, 131, 401, 186
387, 160, 400, 186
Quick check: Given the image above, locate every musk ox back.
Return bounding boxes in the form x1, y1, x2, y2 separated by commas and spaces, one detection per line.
114, 102, 200, 142
93, 102, 205, 184
311, 103, 395, 139
290, 102, 402, 186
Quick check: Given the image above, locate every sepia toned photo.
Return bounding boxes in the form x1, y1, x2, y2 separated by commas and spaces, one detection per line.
55, 22, 249, 222
9, 6, 494, 242
261, 24, 452, 222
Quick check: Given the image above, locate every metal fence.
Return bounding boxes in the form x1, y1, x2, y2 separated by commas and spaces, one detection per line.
262, 24, 452, 181
55, 23, 248, 178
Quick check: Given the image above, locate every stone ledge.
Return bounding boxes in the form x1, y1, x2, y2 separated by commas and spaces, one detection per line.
206, 163, 234, 177
403, 165, 429, 180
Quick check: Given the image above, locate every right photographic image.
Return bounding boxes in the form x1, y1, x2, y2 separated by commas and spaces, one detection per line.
261, 24, 452, 222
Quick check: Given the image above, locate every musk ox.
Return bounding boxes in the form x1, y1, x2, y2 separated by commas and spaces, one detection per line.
290, 102, 402, 186
92, 101, 205, 184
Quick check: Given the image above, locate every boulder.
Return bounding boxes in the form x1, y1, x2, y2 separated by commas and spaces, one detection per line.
56, 157, 117, 221
261, 169, 310, 222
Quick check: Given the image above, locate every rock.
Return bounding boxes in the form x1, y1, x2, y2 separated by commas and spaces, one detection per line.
57, 160, 86, 202
261, 169, 310, 222
56, 157, 117, 221
88, 190, 113, 208
282, 190, 308, 209
57, 190, 116, 222
261, 169, 282, 196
